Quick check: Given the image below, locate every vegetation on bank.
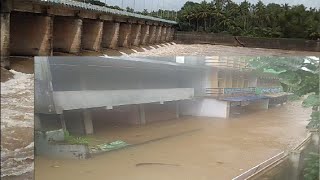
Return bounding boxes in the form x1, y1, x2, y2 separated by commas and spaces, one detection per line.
249, 57, 319, 179
75, 0, 320, 40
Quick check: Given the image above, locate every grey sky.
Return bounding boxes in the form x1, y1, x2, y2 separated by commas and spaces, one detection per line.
102, 0, 320, 11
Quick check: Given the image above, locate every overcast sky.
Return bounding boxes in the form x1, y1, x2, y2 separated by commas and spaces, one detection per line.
102, 0, 320, 11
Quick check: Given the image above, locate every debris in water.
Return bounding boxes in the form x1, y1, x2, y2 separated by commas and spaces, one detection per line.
91, 140, 129, 153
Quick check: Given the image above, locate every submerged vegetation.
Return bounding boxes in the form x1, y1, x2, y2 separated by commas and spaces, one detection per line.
64, 130, 89, 145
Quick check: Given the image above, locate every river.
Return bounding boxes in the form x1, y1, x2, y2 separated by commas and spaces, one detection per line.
35, 100, 310, 180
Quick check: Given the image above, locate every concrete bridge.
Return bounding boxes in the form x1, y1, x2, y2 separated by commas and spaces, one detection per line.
0, 0, 177, 68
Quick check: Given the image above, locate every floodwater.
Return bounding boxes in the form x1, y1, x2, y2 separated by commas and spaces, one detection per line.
35, 100, 311, 180
53, 43, 320, 57
1, 68, 34, 180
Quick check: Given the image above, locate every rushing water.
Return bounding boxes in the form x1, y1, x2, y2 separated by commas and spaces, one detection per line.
35, 100, 311, 180
1, 70, 34, 179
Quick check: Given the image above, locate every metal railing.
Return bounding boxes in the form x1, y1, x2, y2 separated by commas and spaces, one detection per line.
205, 87, 256, 98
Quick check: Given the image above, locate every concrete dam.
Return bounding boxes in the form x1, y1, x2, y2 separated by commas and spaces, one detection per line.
0, 0, 177, 68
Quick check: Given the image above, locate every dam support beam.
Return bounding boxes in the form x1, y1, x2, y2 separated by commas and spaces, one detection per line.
81, 19, 103, 51
165, 26, 171, 42
0, 12, 10, 68
160, 26, 167, 43
148, 25, 157, 44
169, 27, 175, 41
140, 24, 150, 45
118, 23, 132, 48
53, 16, 82, 54
131, 24, 142, 46
155, 25, 162, 43
10, 12, 53, 56
101, 21, 120, 49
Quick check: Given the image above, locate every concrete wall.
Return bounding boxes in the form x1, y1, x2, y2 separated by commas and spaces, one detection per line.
180, 98, 230, 118
101, 21, 120, 49
35, 129, 90, 159
81, 19, 103, 51
118, 23, 132, 47
174, 31, 320, 52
10, 12, 53, 56
53, 16, 82, 53
131, 24, 142, 46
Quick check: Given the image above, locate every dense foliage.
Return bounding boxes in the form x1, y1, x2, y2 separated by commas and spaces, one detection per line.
249, 56, 320, 179
177, 0, 320, 39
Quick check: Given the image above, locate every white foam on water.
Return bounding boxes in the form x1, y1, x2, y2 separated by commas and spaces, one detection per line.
1, 70, 34, 178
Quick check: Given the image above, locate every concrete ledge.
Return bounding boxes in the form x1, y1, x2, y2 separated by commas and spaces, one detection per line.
35, 129, 91, 159
52, 88, 194, 112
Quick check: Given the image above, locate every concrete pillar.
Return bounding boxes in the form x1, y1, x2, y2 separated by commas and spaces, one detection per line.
0, 12, 10, 68
140, 24, 150, 45
165, 26, 171, 42
53, 16, 82, 54
139, 104, 146, 125
289, 151, 301, 180
60, 114, 67, 131
155, 26, 162, 43
131, 24, 142, 46
81, 19, 103, 51
148, 25, 157, 44
34, 114, 42, 131
10, 12, 53, 56
175, 101, 180, 119
118, 23, 132, 47
83, 109, 93, 135
169, 27, 175, 41
102, 21, 120, 49
160, 26, 167, 42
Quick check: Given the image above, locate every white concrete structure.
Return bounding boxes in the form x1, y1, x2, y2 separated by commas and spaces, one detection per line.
180, 98, 230, 118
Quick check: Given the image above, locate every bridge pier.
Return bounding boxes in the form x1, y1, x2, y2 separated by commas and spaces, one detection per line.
0, 12, 10, 68
131, 23, 142, 46
140, 24, 150, 45
81, 19, 103, 51
102, 21, 120, 49
160, 26, 167, 43
155, 26, 162, 43
53, 16, 82, 54
148, 25, 157, 44
10, 12, 53, 56
118, 23, 132, 48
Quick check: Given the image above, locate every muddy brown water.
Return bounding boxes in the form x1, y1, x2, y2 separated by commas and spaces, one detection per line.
35, 101, 310, 180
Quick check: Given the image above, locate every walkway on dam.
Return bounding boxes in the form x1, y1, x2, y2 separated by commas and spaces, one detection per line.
35, 100, 311, 180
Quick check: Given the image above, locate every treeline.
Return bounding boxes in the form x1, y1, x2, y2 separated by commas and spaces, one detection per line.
177, 0, 320, 40
73, 0, 319, 40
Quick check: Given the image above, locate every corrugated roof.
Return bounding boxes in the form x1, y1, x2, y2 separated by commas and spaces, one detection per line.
37, 0, 177, 24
